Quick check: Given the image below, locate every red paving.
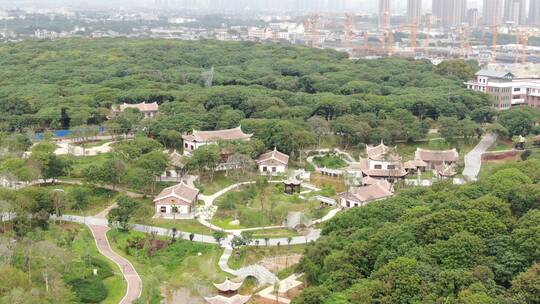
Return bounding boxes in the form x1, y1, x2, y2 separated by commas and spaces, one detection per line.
88, 224, 142, 304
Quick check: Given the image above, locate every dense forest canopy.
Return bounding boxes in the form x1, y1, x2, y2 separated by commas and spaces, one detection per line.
0, 39, 495, 153
293, 159, 540, 304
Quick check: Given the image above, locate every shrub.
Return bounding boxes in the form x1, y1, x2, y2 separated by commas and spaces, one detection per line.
90, 258, 114, 279
68, 277, 108, 303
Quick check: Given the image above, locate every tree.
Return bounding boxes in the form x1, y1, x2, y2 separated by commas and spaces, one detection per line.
135, 150, 168, 193
107, 196, 139, 231
186, 144, 221, 182
511, 263, 540, 303
434, 59, 476, 81
439, 117, 461, 145
498, 109, 535, 138
240, 231, 253, 246
307, 116, 330, 149
213, 231, 226, 245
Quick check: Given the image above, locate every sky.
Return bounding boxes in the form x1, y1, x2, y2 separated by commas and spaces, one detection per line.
0, 0, 484, 12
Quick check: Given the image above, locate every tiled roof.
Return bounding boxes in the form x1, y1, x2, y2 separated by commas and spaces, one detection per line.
435, 163, 457, 177
415, 148, 459, 163
476, 69, 514, 79
339, 180, 394, 203
257, 148, 289, 165
154, 182, 199, 204
356, 158, 407, 177
213, 278, 244, 292
366, 142, 401, 161
182, 127, 253, 143
118, 102, 159, 112
204, 295, 251, 304
403, 159, 428, 169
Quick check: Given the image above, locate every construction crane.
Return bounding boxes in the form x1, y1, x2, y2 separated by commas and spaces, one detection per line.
410, 20, 417, 52
310, 14, 319, 48
380, 7, 391, 56
491, 15, 500, 63
344, 13, 352, 49
303, 17, 310, 46
522, 32, 529, 64
460, 27, 471, 58
515, 31, 521, 64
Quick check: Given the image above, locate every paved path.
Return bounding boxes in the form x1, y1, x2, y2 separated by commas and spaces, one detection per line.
87, 224, 142, 304
218, 246, 279, 285
463, 133, 498, 182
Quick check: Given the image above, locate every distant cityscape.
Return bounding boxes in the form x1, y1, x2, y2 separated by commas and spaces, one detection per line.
1, 0, 540, 67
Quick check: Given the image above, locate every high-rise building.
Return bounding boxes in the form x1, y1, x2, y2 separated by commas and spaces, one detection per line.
530, 0, 540, 26
432, 0, 467, 28
504, 0, 527, 25
468, 8, 480, 27
379, 0, 391, 29
407, 0, 422, 24
483, 0, 503, 26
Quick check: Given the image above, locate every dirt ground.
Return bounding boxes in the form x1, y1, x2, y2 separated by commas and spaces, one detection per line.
259, 254, 303, 273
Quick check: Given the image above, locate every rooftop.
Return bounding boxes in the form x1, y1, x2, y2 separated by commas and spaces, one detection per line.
257, 148, 289, 165
118, 102, 159, 112
415, 148, 459, 163
476, 69, 515, 80
154, 182, 199, 203
340, 180, 394, 203
182, 127, 253, 143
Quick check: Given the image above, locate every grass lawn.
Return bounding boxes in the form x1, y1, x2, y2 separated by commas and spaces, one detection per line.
26, 183, 116, 216
228, 245, 306, 270
63, 153, 111, 178
130, 198, 213, 234
488, 138, 515, 152
312, 155, 347, 169
250, 228, 301, 239
212, 184, 326, 229
195, 172, 238, 195
309, 172, 346, 193
107, 229, 226, 303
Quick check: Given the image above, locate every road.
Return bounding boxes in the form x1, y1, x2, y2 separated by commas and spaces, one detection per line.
462, 133, 498, 182
87, 224, 142, 304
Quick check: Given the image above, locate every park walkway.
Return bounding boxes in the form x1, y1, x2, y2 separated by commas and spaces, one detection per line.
462, 133, 498, 182
87, 224, 142, 304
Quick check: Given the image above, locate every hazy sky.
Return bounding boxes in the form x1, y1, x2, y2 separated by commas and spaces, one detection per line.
0, 0, 484, 12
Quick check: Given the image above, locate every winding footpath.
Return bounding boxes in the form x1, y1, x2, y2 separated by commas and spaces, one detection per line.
88, 224, 142, 304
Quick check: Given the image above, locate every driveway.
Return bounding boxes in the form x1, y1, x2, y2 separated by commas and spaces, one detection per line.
462, 133, 498, 182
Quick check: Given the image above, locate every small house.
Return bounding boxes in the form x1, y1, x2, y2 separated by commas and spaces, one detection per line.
338, 180, 394, 208
113, 102, 159, 119
182, 126, 253, 156
154, 182, 199, 218
257, 148, 289, 175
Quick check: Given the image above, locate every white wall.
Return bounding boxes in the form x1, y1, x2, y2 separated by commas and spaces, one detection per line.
259, 164, 286, 175
155, 204, 190, 215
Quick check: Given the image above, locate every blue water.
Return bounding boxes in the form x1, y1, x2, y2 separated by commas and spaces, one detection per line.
35, 127, 105, 141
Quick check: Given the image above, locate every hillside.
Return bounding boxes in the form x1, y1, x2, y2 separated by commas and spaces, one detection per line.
293, 159, 540, 304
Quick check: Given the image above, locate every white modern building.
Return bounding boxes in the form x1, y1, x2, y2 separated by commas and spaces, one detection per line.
466, 70, 540, 109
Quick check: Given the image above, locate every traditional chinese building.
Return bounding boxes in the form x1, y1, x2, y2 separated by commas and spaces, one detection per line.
154, 182, 199, 219
112, 102, 159, 119
182, 127, 253, 156
414, 148, 459, 170
357, 141, 407, 182
338, 180, 394, 208
257, 148, 289, 175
